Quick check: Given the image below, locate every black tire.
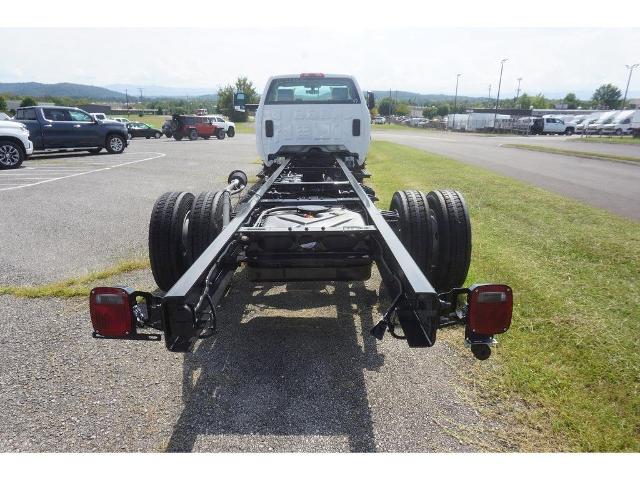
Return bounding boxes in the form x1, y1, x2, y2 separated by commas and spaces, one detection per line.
189, 129, 198, 141
88, 148, 102, 155
173, 134, 183, 141
615, 128, 623, 136
202, 136, 211, 140
390, 190, 436, 274
425, 190, 472, 292
188, 191, 231, 262
105, 134, 126, 154
216, 129, 226, 140
154, 132, 161, 139
149, 192, 195, 291
227, 126, 235, 138
0, 140, 25, 169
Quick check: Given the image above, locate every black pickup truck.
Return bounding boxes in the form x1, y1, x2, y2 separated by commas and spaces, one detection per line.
13, 106, 129, 154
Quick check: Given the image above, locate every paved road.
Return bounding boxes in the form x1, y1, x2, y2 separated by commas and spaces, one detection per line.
374, 130, 640, 220
0, 136, 510, 452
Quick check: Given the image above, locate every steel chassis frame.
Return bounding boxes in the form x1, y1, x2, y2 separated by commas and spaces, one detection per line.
138, 154, 462, 353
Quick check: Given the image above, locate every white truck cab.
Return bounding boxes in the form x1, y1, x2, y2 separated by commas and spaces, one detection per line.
255, 73, 371, 168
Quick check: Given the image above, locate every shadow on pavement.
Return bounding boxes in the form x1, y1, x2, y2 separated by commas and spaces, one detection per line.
167, 274, 385, 452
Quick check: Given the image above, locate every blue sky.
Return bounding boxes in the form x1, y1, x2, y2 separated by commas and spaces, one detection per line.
1, 28, 639, 99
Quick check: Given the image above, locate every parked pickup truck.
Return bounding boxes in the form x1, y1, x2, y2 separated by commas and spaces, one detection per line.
0, 119, 33, 169
13, 106, 129, 154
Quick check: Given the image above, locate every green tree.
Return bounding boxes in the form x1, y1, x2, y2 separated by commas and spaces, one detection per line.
531, 93, 551, 109
422, 106, 437, 119
517, 93, 532, 109
20, 97, 37, 107
217, 76, 259, 122
0, 96, 6, 112
436, 103, 450, 117
564, 93, 578, 109
395, 101, 410, 116
592, 83, 621, 109
378, 97, 394, 116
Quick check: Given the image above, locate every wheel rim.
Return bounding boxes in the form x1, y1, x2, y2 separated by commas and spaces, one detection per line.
155, 133, 161, 138
110, 137, 123, 151
0, 144, 20, 166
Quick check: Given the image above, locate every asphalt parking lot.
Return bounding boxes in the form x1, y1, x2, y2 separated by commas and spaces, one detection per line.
0, 135, 511, 452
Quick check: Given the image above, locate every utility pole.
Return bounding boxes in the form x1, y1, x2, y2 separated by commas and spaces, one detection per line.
622, 63, 639, 110
139, 88, 143, 104
125, 89, 129, 109
389, 88, 392, 124
452, 73, 462, 130
488, 84, 491, 101
516, 77, 523, 102
493, 58, 508, 131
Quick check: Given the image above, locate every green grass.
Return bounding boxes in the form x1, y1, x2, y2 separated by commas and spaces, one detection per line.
503, 143, 640, 164
367, 140, 640, 451
234, 121, 256, 134
371, 123, 417, 132
572, 136, 640, 146
0, 258, 150, 298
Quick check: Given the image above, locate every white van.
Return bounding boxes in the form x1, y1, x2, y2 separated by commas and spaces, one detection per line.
600, 110, 635, 135
255, 73, 371, 168
585, 111, 618, 135
631, 110, 640, 137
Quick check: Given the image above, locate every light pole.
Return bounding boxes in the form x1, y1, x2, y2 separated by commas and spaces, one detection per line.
488, 84, 491, 101
516, 77, 523, 103
452, 73, 461, 130
622, 63, 639, 110
493, 58, 508, 131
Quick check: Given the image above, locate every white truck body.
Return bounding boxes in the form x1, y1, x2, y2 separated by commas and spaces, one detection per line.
255, 74, 371, 167
631, 110, 640, 135
0, 120, 33, 155
208, 115, 235, 134
0, 119, 33, 168
600, 110, 635, 135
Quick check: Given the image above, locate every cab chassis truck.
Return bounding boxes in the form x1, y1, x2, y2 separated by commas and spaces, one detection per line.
90, 74, 512, 360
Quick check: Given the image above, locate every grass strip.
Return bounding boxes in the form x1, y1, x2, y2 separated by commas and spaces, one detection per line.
572, 136, 640, 146
368, 140, 640, 451
0, 258, 150, 298
503, 143, 640, 163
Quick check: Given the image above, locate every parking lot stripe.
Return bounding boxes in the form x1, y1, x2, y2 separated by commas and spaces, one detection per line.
0, 152, 166, 192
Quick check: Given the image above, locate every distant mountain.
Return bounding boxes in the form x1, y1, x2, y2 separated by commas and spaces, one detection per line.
371, 90, 487, 105
106, 84, 218, 98
0, 82, 126, 100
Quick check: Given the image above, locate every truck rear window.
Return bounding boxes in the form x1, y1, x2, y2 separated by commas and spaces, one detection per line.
265, 77, 361, 105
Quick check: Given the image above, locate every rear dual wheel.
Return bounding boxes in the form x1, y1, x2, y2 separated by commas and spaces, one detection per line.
390, 189, 471, 293
148, 190, 231, 291
149, 192, 194, 292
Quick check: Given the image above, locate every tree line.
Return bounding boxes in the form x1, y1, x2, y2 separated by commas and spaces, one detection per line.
0, 81, 628, 120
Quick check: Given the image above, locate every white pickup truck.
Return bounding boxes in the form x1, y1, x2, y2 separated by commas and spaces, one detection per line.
207, 115, 236, 138
0, 119, 33, 169
255, 73, 371, 168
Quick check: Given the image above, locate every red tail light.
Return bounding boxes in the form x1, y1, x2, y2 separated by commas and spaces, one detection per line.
467, 284, 513, 335
90, 287, 134, 337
